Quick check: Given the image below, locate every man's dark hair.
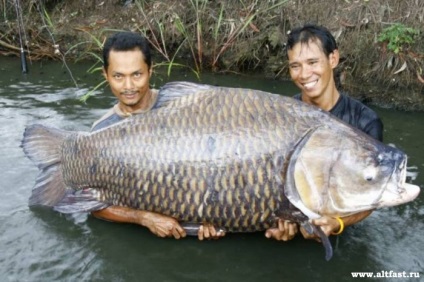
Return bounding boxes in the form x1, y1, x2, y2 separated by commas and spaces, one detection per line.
103, 31, 152, 71
286, 24, 338, 57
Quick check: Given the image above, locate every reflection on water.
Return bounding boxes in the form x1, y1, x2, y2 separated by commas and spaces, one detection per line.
0, 56, 423, 281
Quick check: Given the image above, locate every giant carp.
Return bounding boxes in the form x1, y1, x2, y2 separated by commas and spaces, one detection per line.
22, 82, 420, 260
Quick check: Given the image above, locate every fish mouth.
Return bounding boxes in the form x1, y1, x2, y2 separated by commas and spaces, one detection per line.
378, 157, 420, 207
285, 126, 421, 218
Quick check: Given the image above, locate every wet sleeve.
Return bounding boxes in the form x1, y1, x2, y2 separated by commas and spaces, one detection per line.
363, 118, 384, 142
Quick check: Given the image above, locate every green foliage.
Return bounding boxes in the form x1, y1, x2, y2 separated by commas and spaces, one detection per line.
209, 0, 288, 69
134, 1, 200, 77
42, 6, 54, 29
78, 0, 290, 101
377, 23, 420, 54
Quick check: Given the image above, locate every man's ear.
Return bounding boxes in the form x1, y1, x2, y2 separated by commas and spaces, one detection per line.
329, 49, 340, 69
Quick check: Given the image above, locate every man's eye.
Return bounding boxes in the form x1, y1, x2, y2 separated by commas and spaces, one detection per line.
133, 73, 141, 78
113, 75, 122, 79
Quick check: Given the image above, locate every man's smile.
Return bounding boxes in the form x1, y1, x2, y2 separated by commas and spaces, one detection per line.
302, 80, 318, 90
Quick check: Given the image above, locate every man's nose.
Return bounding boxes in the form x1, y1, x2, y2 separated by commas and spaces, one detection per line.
300, 65, 311, 79
123, 77, 134, 89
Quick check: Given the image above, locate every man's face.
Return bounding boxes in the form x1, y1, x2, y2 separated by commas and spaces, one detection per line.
103, 49, 152, 112
288, 40, 338, 100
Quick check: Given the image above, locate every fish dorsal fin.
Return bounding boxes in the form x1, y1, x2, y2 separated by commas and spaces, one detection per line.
154, 81, 216, 108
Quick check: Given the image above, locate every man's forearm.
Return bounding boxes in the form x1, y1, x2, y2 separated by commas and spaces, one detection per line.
341, 210, 373, 227
91, 206, 187, 238
91, 206, 146, 225
302, 210, 374, 239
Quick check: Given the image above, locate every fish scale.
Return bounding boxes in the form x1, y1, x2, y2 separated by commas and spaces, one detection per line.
94, 140, 282, 230
68, 103, 291, 231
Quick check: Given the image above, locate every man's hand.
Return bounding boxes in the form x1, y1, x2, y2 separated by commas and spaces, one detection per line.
265, 219, 298, 241
303, 210, 373, 240
298, 216, 340, 241
266, 210, 373, 242
140, 211, 187, 239
264, 218, 331, 242
197, 223, 226, 241
92, 206, 227, 240
92, 206, 186, 239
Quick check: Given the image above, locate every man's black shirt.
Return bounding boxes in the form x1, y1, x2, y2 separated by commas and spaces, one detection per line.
293, 92, 383, 141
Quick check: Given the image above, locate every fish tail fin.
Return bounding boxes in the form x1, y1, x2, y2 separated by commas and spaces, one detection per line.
21, 124, 70, 207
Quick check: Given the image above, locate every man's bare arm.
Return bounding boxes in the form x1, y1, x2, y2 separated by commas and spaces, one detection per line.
266, 210, 373, 241
303, 210, 373, 238
92, 206, 226, 240
92, 206, 186, 239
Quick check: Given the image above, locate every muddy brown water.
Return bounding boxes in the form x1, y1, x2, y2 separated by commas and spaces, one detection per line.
0, 56, 423, 281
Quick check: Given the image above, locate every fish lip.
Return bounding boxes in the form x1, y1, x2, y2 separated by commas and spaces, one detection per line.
378, 156, 421, 207
398, 157, 407, 189
396, 158, 420, 200
402, 182, 421, 201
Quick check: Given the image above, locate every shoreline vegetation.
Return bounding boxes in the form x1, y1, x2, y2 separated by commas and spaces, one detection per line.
0, 0, 423, 110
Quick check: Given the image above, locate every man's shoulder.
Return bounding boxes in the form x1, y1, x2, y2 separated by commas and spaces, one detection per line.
336, 93, 383, 141
91, 106, 123, 131
339, 93, 379, 118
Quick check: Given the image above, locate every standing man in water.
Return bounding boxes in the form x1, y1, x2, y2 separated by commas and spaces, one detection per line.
90, 31, 223, 240
265, 23, 384, 241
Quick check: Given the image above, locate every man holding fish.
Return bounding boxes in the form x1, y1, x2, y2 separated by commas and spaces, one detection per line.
89, 31, 223, 240
90, 24, 383, 242
266, 24, 384, 241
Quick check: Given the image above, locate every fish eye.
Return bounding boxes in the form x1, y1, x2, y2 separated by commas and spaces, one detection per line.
365, 175, 374, 182
363, 167, 377, 182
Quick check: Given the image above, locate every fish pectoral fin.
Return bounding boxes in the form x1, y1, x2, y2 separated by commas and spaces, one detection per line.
302, 221, 333, 261
300, 220, 315, 235
53, 188, 109, 214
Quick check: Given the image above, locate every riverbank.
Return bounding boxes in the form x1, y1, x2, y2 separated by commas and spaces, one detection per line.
0, 0, 423, 110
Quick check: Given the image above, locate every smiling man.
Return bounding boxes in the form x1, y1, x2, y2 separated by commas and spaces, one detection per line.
287, 24, 383, 140
265, 24, 384, 241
